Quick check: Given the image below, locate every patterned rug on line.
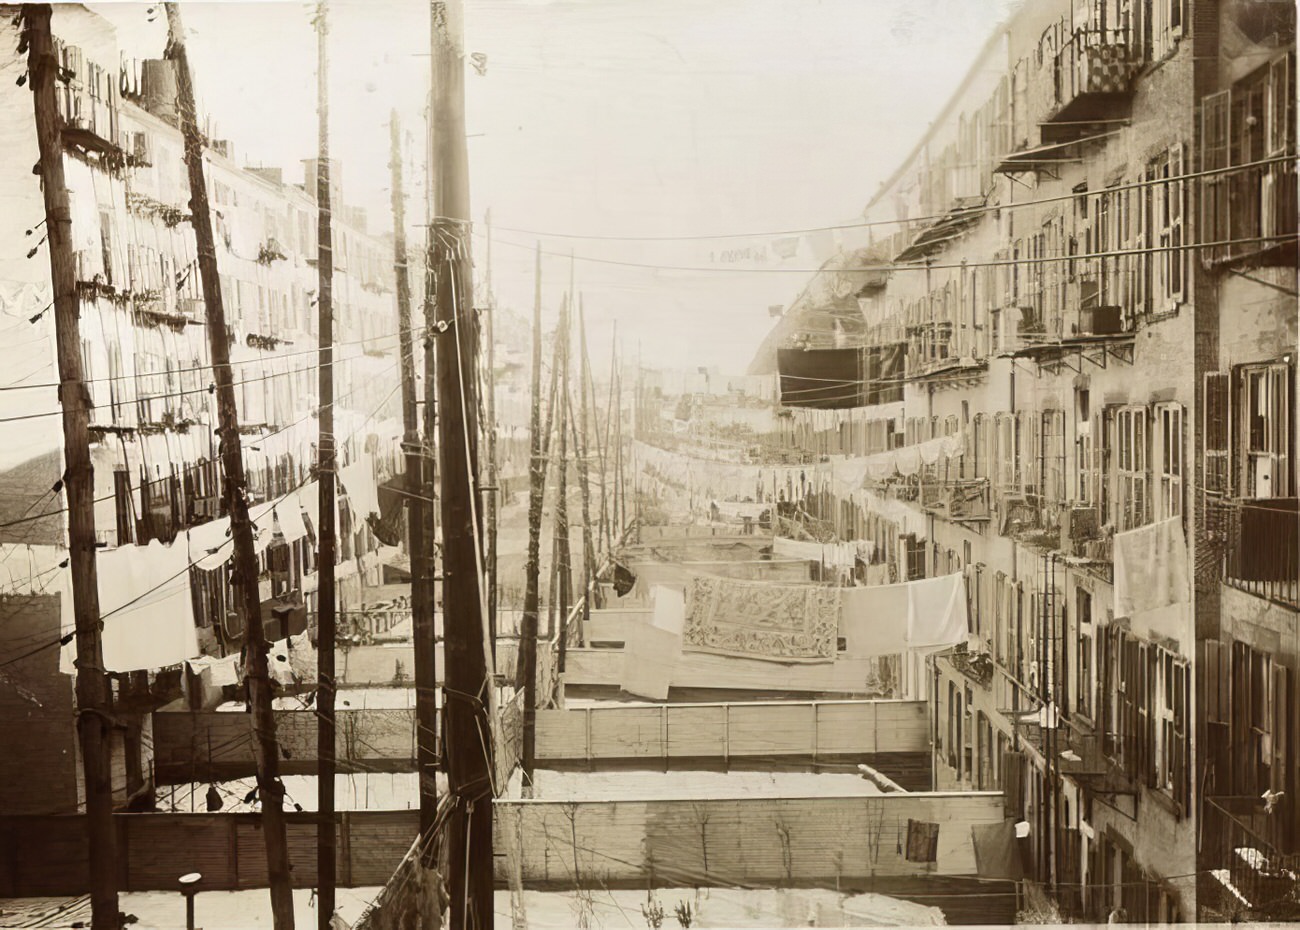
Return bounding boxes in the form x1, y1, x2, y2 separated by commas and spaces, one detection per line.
683, 573, 840, 662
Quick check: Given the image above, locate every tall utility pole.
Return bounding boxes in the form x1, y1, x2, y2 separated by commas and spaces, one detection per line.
553, 296, 572, 672
391, 113, 438, 864
519, 246, 543, 795
25, 8, 119, 928
541, 315, 561, 643
614, 356, 625, 535
600, 324, 618, 553
313, 5, 337, 927
483, 210, 498, 663
575, 297, 596, 643
165, 5, 295, 926
430, 1, 494, 926
419, 62, 441, 879
165, 6, 295, 927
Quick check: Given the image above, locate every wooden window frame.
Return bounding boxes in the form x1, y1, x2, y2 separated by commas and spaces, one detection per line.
1154, 402, 1184, 520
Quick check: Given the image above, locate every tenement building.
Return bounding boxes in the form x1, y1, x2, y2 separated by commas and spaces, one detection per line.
751, 0, 1295, 920
0, 5, 403, 814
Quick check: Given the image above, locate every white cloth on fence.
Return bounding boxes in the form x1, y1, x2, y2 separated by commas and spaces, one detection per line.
266, 638, 297, 686
620, 585, 685, 700
188, 653, 241, 687
287, 631, 317, 681
1113, 516, 1190, 618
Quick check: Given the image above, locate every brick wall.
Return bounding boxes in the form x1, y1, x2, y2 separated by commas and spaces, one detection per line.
0, 593, 78, 814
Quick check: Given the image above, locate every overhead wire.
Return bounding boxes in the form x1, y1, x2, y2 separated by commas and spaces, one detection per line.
0, 353, 409, 672
481, 152, 1295, 243
480, 228, 1300, 277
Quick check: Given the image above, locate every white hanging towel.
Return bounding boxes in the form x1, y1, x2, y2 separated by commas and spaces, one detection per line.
905, 573, 969, 649
92, 540, 200, 672
620, 585, 685, 700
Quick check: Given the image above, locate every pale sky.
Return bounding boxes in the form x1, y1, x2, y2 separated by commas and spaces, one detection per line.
92, 0, 1015, 373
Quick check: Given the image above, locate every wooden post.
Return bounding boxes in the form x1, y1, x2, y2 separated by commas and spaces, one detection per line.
484, 210, 498, 664
614, 358, 625, 535
540, 308, 561, 643
391, 111, 438, 856
520, 246, 543, 795
574, 297, 595, 641
418, 41, 442, 873
24, 8, 120, 927
313, 5, 337, 926
600, 324, 617, 554
165, 5, 295, 927
429, 0, 494, 925
554, 296, 571, 673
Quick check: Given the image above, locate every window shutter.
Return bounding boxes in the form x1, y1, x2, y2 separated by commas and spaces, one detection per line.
1145, 646, 1158, 787
1203, 371, 1232, 496
1272, 665, 1290, 793
1204, 640, 1222, 723
1169, 143, 1185, 302
1267, 52, 1293, 157
1201, 90, 1231, 256
1100, 627, 1114, 756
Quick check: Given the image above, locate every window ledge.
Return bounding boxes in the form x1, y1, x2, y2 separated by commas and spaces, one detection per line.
1143, 784, 1184, 820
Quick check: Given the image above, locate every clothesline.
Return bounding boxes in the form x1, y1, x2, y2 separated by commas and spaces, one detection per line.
634, 433, 966, 504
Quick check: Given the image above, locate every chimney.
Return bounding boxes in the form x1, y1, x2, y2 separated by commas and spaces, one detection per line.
302, 158, 342, 206
140, 59, 178, 126
247, 166, 283, 186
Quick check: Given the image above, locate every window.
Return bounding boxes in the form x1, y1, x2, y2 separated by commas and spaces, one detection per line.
1201, 88, 1231, 244
973, 414, 989, 479
1041, 409, 1066, 504
993, 572, 1009, 666
1076, 588, 1093, 719
1203, 372, 1232, 496
1076, 389, 1096, 505
1155, 651, 1190, 807
1144, 147, 1185, 309
1151, 0, 1184, 60
1154, 403, 1184, 519
1113, 405, 1149, 530
1241, 363, 1293, 498
1267, 52, 1294, 158
98, 211, 114, 285
994, 413, 1017, 493
1205, 362, 1295, 501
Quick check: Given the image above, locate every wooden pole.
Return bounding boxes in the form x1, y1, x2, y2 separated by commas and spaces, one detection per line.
430, 0, 494, 925
484, 210, 498, 664
165, 6, 294, 927
391, 114, 439, 865
419, 43, 442, 876
613, 356, 624, 536
314, 6, 337, 926
540, 312, 561, 643
554, 296, 571, 673
519, 246, 543, 795
600, 324, 617, 554
575, 298, 596, 634
24, 8, 119, 928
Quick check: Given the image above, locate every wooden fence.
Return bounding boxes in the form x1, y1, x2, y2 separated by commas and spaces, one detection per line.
494, 791, 1007, 887
0, 811, 415, 896
564, 646, 894, 696
153, 708, 418, 782
1, 791, 1003, 897
0, 790, 1003, 910
535, 699, 928, 767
